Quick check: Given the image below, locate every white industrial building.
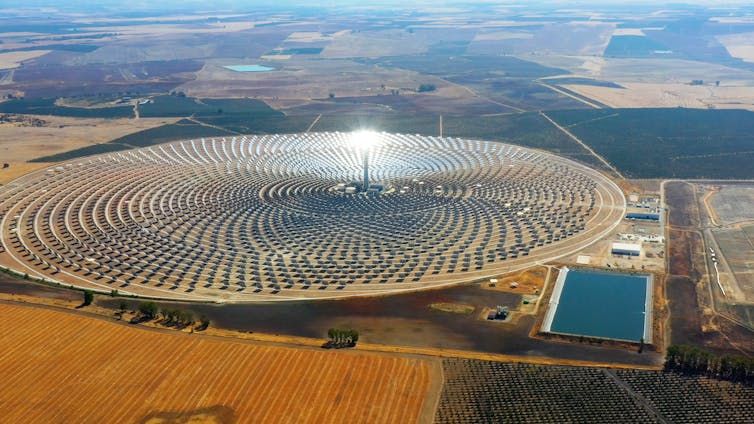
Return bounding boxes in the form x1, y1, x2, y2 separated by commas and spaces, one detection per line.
611, 242, 641, 257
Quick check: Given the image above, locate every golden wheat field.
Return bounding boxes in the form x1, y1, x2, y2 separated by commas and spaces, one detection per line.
0, 303, 430, 423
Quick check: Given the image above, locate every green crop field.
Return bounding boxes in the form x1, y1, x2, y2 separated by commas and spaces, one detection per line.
196, 115, 313, 134
547, 108, 754, 179
604, 35, 672, 57
0, 44, 99, 53
138, 95, 283, 118
0, 98, 133, 118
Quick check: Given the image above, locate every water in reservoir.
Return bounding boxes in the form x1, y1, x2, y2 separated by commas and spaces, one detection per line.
550, 269, 650, 342
224, 64, 276, 72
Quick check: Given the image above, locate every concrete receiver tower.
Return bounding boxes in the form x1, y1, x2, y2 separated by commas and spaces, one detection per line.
353, 130, 377, 192
363, 144, 369, 191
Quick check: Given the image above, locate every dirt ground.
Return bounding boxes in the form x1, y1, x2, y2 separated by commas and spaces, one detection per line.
0, 115, 176, 163
710, 226, 754, 302
0, 272, 82, 303
664, 181, 754, 355
698, 183, 754, 326
559, 219, 665, 273
0, 50, 52, 70
429, 302, 475, 314
480, 265, 547, 296
708, 184, 754, 225
0, 162, 51, 184
523, 55, 754, 110
525, 56, 754, 81
716, 32, 754, 63
668, 229, 699, 279
666, 181, 699, 228
320, 29, 431, 58
625, 179, 662, 193
561, 82, 754, 111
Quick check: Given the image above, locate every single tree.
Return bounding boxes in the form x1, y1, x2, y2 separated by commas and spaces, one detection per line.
138, 302, 158, 320
83, 290, 94, 306
198, 314, 210, 330
181, 310, 194, 326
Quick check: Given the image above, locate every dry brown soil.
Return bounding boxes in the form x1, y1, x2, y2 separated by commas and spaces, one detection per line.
481, 266, 547, 295
664, 181, 753, 355
0, 302, 432, 423
0, 115, 176, 163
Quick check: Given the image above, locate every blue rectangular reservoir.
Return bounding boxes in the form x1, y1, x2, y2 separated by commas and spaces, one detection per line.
542, 267, 652, 342
223, 64, 275, 72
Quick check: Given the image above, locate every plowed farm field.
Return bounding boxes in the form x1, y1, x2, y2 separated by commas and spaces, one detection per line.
0, 303, 431, 423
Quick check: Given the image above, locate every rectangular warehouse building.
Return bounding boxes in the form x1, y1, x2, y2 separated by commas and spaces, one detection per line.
611, 242, 641, 257
626, 212, 660, 221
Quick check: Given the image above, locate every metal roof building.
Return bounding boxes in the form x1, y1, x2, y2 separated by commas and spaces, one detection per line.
611, 242, 641, 257
626, 212, 660, 221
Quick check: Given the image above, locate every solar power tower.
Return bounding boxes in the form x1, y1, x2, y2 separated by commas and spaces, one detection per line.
353, 130, 377, 192
363, 143, 369, 191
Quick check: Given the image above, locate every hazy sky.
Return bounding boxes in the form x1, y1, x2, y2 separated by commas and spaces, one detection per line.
1, 0, 751, 10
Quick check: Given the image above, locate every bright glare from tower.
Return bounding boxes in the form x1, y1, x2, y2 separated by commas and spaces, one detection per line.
351, 130, 379, 152
351, 130, 378, 190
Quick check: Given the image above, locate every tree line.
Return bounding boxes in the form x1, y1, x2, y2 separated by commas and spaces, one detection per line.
325, 328, 359, 348
134, 301, 210, 330
665, 345, 753, 386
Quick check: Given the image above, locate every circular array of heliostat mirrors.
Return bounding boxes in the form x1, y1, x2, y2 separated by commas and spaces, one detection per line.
0, 132, 624, 301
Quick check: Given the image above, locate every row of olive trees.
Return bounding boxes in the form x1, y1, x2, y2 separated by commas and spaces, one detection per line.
665, 345, 753, 385
135, 302, 209, 330
161, 308, 195, 326
327, 328, 359, 347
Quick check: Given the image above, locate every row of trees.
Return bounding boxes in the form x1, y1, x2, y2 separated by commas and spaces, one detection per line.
326, 328, 359, 348
0, 266, 217, 330
134, 302, 210, 330
665, 345, 753, 385
161, 308, 195, 326
138, 301, 159, 319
